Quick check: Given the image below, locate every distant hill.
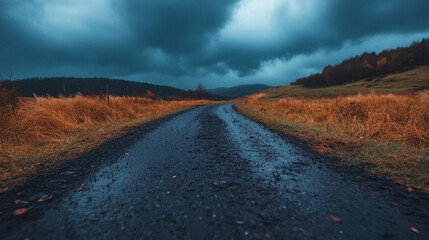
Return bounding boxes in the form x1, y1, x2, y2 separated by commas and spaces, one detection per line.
293, 39, 429, 87
208, 84, 271, 98
13, 77, 189, 98
261, 65, 429, 99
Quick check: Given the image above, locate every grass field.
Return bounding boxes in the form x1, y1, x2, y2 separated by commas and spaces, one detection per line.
263, 66, 429, 99
0, 95, 216, 191
236, 66, 429, 190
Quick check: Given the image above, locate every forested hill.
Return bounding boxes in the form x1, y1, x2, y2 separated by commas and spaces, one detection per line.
13, 77, 189, 98
293, 39, 429, 87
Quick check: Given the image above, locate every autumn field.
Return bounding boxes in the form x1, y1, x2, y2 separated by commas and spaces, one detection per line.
261, 66, 429, 99
236, 91, 429, 189
0, 94, 215, 191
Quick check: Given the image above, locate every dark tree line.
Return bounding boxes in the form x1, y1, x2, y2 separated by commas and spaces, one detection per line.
0, 74, 20, 114
293, 39, 429, 87
0, 75, 21, 130
13, 77, 189, 99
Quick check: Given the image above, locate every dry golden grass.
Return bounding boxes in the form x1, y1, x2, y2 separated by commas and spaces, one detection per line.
236, 92, 429, 188
0, 94, 215, 191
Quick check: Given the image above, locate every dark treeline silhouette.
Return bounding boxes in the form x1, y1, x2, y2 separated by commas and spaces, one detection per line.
0, 76, 21, 129
13, 77, 190, 99
0, 79, 20, 113
187, 83, 212, 100
293, 39, 429, 87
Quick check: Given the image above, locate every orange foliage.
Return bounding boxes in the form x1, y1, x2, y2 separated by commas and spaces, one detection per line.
376, 57, 388, 66
363, 61, 373, 69
145, 90, 155, 99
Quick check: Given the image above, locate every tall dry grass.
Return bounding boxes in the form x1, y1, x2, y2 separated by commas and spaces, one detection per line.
2, 95, 209, 143
237, 92, 429, 188
243, 92, 429, 149
0, 94, 213, 190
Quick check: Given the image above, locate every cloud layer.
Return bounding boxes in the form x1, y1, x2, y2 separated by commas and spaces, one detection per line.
1, 0, 429, 89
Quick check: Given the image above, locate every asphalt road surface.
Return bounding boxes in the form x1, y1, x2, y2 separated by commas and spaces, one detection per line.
1, 104, 428, 239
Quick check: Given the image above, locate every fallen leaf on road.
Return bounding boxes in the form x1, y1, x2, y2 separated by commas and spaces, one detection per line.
407, 187, 414, 192
172, 176, 177, 178
375, 193, 382, 197
14, 199, 20, 205
76, 187, 83, 192
14, 208, 32, 216
410, 227, 419, 233
37, 195, 53, 203
329, 215, 342, 223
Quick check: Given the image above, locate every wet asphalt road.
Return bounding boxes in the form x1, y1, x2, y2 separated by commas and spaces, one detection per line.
1, 104, 428, 239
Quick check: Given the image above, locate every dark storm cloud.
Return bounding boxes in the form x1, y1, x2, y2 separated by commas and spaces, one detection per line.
0, 0, 429, 88
0, 0, 238, 78
327, 0, 429, 38
120, 1, 236, 55
213, 0, 429, 76
0, 0, 135, 74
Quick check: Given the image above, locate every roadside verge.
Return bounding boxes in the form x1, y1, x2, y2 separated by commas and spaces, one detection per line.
235, 94, 429, 191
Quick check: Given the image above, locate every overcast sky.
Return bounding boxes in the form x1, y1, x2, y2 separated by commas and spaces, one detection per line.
1, 0, 429, 89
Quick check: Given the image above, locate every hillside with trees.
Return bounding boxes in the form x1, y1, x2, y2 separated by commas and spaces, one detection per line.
10, 77, 222, 100
292, 39, 429, 87
12, 77, 189, 99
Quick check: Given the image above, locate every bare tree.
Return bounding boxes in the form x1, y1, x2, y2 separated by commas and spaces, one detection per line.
0, 72, 20, 115
187, 83, 211, 100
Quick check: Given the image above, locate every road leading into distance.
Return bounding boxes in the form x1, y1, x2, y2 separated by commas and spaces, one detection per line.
0, 104, 428, 239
